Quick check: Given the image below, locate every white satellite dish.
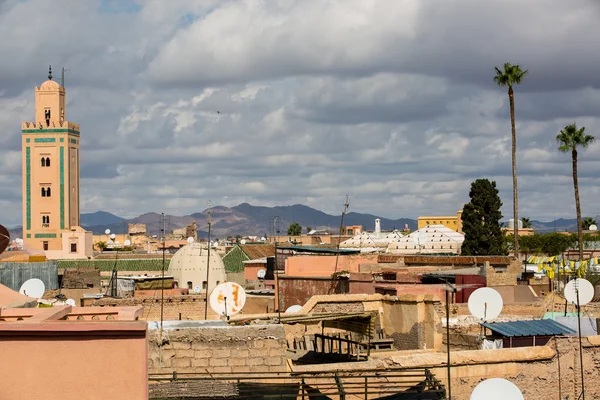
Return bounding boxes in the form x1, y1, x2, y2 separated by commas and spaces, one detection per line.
412, 231, 428, 247
240, 239, 247, 244
187, 237, 194, 244
468, 287, 503, 321
66, 298, 76, 307
194, 286, 201, 294
19, 278, 45, 299
107, 239, 113, 244
589, 224, 598, 231
105, 229, 111, 235
257, 269, 266, 279
564, 278, 594, 306
209, 282, 246, 318
470, 378, 524, 400
285, 305, 303, 314
124, 240, 131, 246
110, 233, 116, 240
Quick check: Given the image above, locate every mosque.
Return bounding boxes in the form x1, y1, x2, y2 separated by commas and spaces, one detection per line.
20, 67, 92, 258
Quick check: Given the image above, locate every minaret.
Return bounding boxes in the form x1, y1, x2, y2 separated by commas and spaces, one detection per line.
21, 66, 81, 251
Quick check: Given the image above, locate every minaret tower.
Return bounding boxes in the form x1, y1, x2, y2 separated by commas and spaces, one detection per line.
22, 66, 80, 251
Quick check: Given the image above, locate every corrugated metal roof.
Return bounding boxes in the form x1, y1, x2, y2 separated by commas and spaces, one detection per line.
482, 319, 576, 337
276, 246, 359, 254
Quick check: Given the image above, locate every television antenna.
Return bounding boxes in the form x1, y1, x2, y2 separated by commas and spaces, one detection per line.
329, 195, 349, 295
564, 278, 594, 400
470, 378, 524, 399
412, 231, 428, 252
104, 229, 119, 297
468, 287, 503, 321
19, 278, 45, 299
204, 201, 213, 320
209, 282, 246, 320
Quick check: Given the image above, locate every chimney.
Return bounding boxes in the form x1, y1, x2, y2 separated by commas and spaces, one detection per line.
375, 218, 381, 234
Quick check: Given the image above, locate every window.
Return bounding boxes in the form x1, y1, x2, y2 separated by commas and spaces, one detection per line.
43, 241, 49, 251
202, 281, 207, 290
46, 157, 50, 167
41, 157, 50, 167
187, 281, 193, 290
41, 158, 46, 167
42, 215, 50, 227
70, 243, 77, 253
46, 187, 51, 197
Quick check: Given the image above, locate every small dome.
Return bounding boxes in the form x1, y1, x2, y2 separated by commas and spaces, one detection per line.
40, 80, 61, 90
168, 242, 227, 293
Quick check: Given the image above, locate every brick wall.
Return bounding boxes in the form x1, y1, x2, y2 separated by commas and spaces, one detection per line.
62, 268, 101, 289
148, 325, 287, 374
485, 259, 521, 286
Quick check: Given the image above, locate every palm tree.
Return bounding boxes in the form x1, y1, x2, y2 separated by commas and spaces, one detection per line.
583, 217, 597, 231
494, 63, 528, 258
557, 123, 595, 262
521, 217, 532, 229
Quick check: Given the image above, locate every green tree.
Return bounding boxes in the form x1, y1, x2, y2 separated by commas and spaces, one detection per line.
494, 62, 528, 258
461, 179, 506, 256
287, 222, 302, 236
521, 217, 532, 229
96, 241, 107, 252
306, 226, 312, 233
557, 123, 595, 262
583, 217, 597, 231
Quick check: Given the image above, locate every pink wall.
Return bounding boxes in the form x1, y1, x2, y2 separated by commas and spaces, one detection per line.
244, 262, 266, 281
0, 321, 148, 400
285, 254, 378, 277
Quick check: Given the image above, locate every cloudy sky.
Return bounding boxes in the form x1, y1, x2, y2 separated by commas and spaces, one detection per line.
1, 0, 600, 227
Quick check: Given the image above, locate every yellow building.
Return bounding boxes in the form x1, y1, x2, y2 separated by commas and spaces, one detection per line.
417, 210, 463, 232
21, 67, 81, 252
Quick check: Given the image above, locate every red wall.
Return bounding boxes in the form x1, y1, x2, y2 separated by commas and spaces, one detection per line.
455, 275, 486, 303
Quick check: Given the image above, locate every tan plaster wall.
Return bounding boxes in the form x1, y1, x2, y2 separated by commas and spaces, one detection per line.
148, 325, 288, 374
0, 322, 147, 400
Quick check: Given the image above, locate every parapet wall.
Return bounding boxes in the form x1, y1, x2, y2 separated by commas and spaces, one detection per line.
148, 325, 288, 374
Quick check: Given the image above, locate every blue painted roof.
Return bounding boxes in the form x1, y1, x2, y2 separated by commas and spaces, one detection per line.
481, 319, 576, 337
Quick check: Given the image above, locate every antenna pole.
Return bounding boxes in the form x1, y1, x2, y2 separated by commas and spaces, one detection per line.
204, 202, 212, 320
274, 216, 280, 321
329, 195, 349, 295
160, 213, 166, 333
576, 286, 585, 400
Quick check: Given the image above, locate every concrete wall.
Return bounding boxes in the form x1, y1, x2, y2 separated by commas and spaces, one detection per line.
0, 261, 59, 291
148, 325, 287, 374
0, 321, 147, 400
279, 276, 346, 310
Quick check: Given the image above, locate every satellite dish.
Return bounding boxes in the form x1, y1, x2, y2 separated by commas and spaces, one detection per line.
187, 237, 194, 244
194, 286, 201, 294
209, 282, 246, 318
124, 240, 131, 246
240, 239, 247, 245
468, 287, 503, 321
0, 224, 10, 255
564, 278, 594, 306
589, 224, 598, 231
470, 378, 524, 400
19, 278, 45, 299
257, 269, 266, 279
412, 231, 427, 246
66, 298, 76, 307
105, 229, 111, 235
107, 239, 113, 244
110, 233, 116, 240
285, 305, 303, 314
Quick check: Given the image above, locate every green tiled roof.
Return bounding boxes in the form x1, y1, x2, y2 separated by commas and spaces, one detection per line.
222, 246, 250, 273
58, 258, 170, 272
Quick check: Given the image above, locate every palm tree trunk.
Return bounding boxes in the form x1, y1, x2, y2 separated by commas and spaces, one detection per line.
573, 149, 583, 262
509, 87, 519, 258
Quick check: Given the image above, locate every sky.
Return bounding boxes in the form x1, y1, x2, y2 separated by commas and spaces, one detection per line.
1, 0, 600, 227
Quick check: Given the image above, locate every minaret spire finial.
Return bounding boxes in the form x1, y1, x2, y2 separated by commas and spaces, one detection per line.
48, 65, 52, 80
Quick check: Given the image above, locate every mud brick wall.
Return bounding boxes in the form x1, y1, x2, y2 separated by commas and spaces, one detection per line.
308, 301, 364, 314
148, 325, 288, 374
62, 268, 101, 289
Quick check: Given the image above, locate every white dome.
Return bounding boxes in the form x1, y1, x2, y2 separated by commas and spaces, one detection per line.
168, 242, 227, 293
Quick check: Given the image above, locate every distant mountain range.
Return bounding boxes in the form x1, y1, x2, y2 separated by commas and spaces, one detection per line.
7, 203, 418, 239
6, 203, 595, 239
